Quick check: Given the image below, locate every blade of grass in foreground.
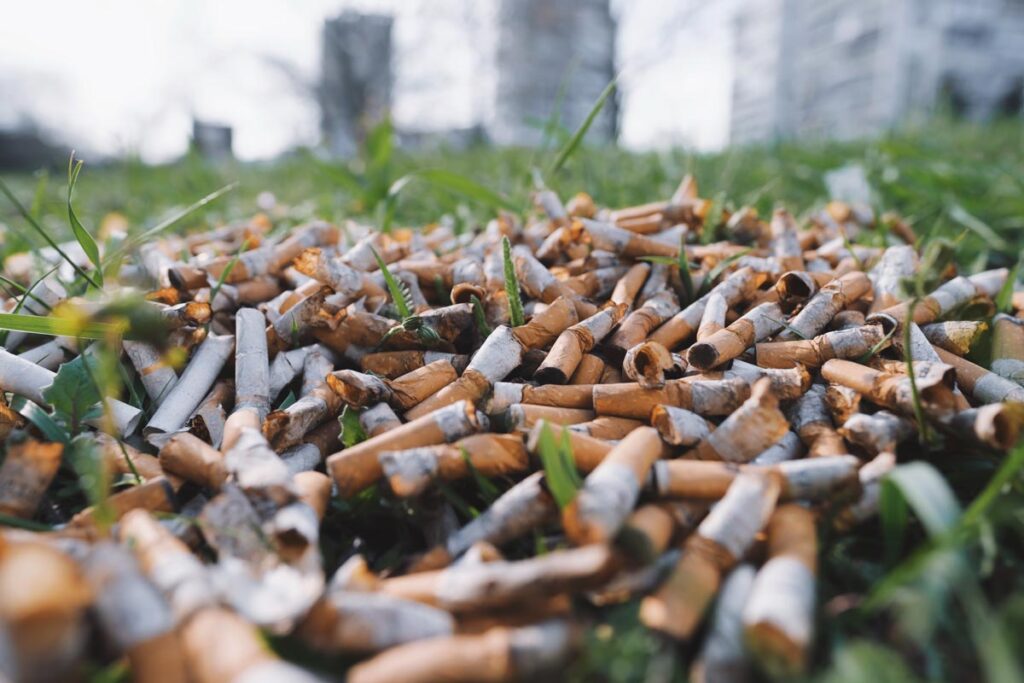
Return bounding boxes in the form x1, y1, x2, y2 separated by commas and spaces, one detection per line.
66, 153, 103, 286
0, 313, 126, 339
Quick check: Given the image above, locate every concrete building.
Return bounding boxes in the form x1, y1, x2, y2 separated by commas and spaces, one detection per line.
320, 12, 394, 157
492, 0, 618, 146
730, 0, 1024, 145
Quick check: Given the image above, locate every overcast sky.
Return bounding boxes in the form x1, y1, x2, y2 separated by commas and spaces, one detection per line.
0, 0, 734, 162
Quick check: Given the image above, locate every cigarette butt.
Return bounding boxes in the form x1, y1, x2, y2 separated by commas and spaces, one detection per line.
117, 510, 217, 622
649, 267, 767, 350
921, 320, 988, 357
934, 345, 1024, 404
578, 218, 678, 259
696, 291, 728, 342
869, 268, 1007, 329
99, 432, 166, 484
824, 384, 862, 426
70, 476, 177, 533
360, 351, 469, 379
743, 504, 817, 678
687, 302, 786, 370
868, 245, 918, 312
293, 471, 332, 520
347, 620, 577, 683
263, 381, 343, 451
380, 434, 528, 498
382, 545, 614, 611
649, 460, 742, 499
945, 403, 1024, 450
569, 353, 606, 385
756, 324, 888, 369
159, 432, 227, 489
187, 379, 232, 449
752, 431, 804, 465
691, 564, 756, 683
0, 435, 62, 518
82, 543, 189, 683
526, 420, 614, 473
787, 384, 846, 457
593, 377, 750, 421
724, 359, 812, 399
563, 427, 671, 545
776, 455, 861, 500
991, 314, 1024, 385
774, 271, 834, 306
124, 341, 179, 405
490, 382, 595, 412
607, 291, 680, 355
534, 304, 627, 384
0, 538, 92, 681
622, 341, 675, 389
145, 334, 234, 440
294, 247, 386, 300
840, 410, 914, 455
775, 272, 871, 342
512, 246, 595, 319
328, 400, 485, 497
359, 402, 402, 437
834, 452, 896, 531
570, 416, 648, 440
179, 607, 282, 683
822, 358, 957, 418
503, 403, 596, 431
300, 590, 454, 654
611, 263, 652, 309
651, 405, 714, 447
641, 472, 781, 640
691, 378, 788, 462
330, 359, 458, 413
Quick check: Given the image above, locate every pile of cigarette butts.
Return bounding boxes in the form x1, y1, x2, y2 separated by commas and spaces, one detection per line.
1, 175, 1023, 683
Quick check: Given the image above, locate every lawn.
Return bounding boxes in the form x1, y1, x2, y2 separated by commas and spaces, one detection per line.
1, 117, 1023, 682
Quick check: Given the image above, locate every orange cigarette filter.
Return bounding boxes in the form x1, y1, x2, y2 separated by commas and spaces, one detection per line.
756, 324, 888, 369
380, 433, 528, 498
0, 436, 63, 519
594, 376, 751, 421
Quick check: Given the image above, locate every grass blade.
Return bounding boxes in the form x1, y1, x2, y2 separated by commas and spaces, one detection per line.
371, 247, 413, 319
0, 177, 102, 290
536, 423, 581, 508
882, 461, 961, 538
502, 236, 525, 327
994, 256, 1021, 314
209, 238, 250, 303
678, 234, 695, 307
66, 153, 103, 286
470, 294, 492, 337
548, 77, 618, 175
0, 313, 126, 340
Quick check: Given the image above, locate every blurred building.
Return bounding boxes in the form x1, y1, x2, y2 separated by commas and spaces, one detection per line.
492, 0, 618, 146
191, 120, 233, 162
320, 12, 394, 157
730, 0, 1024, 144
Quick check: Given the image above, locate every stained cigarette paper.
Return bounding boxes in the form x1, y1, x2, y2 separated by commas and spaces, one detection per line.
921, 320, 988, 357
752, 431, 805, 465
534, 304, 626, 384
690, 378, 788, 462
822, 358, 957, 418
222, 308, 271, 451
188, 379, 231, 449
359, 402, 402, 437
775, 272, 870, 342
687, 302, 786, 370
834, 452, 896, 531
82, 543, 189, 683
991, 314, 1024, 385
489, 382, 595, 412
723, 360, 812, 400
933, 346, 1024, 404
841, 410, 915, 455
570, 416, 646, 440
300, 590, 454, 653
610, 262, 651, 309
651, 405, 713, 447
691, 564, 756, 683
640, 472, 781, 640
159, 432, 228, 490
945, 403, 1023, 451
868, 244, 917, 312
380, 433, 528, 498
593, 377, 750, 421
608, 291, 680, 355
788, 384, 846, 457
263, 378, 342, 451
328, 359, 458, 412
0, 436, 62, 518
756, 325, 888, 369
622, 341, 676, 389
123, 341, 178, 405
870, 268, 1007, 329
328, 400, 485, 497
504, 403, 596, 431
347, 620, 576, 683
360, 350, 469, 379
743, 504, 818, 677
145, 334, 234, 439
563, 427, 671, 545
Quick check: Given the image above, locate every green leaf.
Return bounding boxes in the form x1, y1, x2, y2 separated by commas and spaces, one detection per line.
947, 202, 1010, 252
371, 247, 413, 319
9, 395, 70, 444
879, 480, 909, 565
548, 77, 617, 175
66, 153, 103, 287
470, 294, 492, 337
68, 435, 113, 528
536, 424, 582, 508
882, 462, 962, 538
460, 446, 500, 504
0, 313, 125, 340
338, 405, 367, 448
379, 168, 519, 234
502, 236, 525, 327
637, 255, 676, 265
43, 355, 104, 433
818, 641, 924, 683
277, 389, 297, 411
0, 265, 60, 347
994, 256, 1021, 314
961, 438, 1024, 530
0, 176, 102, 289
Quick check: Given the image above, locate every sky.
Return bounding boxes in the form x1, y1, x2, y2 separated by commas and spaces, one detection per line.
0, 0, 735, 162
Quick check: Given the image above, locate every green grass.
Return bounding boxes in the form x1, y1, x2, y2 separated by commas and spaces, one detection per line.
1, 118, 1024, 682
